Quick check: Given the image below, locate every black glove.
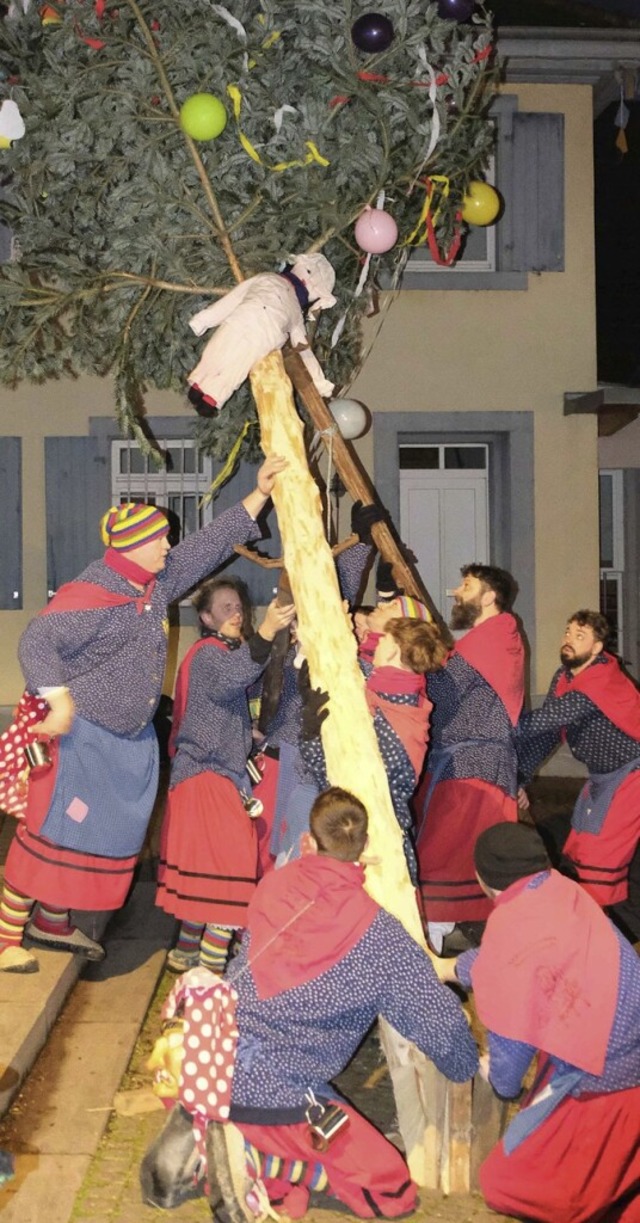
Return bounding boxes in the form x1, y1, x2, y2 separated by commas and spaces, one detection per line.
301, 687, 330, 741
296, 658, 311, 698
351, 500, 385, 546
376, 559, 402, 601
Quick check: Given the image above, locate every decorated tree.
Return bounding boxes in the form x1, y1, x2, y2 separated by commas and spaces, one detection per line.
0, 0, 499, 1189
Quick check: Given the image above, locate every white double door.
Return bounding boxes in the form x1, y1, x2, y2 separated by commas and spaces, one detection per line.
400, 469, 489, 618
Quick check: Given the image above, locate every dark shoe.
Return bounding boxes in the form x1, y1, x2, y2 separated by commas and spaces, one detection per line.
24, 924, 105, 961
439, 924, 483, 957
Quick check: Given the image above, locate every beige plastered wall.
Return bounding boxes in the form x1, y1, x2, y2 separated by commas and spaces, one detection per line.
0, 84, 599, 706
350, 83, 600, 698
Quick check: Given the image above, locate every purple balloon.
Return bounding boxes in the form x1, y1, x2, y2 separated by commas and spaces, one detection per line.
437, 0, 476, 21
351, 13, 394, 54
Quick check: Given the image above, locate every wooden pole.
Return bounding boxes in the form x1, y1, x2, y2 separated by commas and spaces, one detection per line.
250, 351, 491, 1190
283, 348, 447, 634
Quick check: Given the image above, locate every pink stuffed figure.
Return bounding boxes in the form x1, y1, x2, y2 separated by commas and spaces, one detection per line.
187, 253, 337, 417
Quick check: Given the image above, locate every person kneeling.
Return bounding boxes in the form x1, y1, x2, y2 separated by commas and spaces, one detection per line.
437, 822, 640, 1223
141, 785, 478, 1219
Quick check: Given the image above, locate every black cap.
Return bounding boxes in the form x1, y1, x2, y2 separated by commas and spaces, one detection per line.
475, 823, 551, 891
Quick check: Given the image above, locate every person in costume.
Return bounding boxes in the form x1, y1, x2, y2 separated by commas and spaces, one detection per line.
0, 456, 287, 974
436, 821, 640, 1223
141, 786, 478, 1219
156, 577, 295, 974
259, 501, 383, 870
413, 562, 525, 954
300, 617, 448, 884
516, 608, 640, 940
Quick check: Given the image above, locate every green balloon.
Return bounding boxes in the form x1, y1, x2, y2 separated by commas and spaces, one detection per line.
179, 93, 227, 141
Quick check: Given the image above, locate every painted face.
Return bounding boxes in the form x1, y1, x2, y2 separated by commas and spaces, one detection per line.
450, 573, 484, 631
206, 587, 245, 638
125, 532, 171, 574
372, 631, 400, 670
560, 621, 602, 672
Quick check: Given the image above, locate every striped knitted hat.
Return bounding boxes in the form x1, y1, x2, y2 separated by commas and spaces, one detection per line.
100, 502, 169, 551
397, 595, 429, 622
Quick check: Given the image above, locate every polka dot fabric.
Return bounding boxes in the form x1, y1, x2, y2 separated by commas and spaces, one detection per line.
162, 967, 239, 1125
0, 692, 49, 819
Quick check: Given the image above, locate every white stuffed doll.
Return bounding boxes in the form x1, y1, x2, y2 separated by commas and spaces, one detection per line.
187, 252, 336, 417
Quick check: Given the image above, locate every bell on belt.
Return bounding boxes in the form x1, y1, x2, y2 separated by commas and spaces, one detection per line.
24, 741, 52, 774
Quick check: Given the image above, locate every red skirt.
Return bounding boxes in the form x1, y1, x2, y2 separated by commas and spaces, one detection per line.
564, 770, 640, 908
4, 743, 138, 911
416, 777, 517, 921
5, 822, 139, 912
481, 1084, 640, 1223
157, 772, 258, 927
238, 1100, 417, 1219
251, 754, 278, 879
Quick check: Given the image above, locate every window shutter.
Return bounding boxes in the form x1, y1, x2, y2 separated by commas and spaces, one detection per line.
0, 437, 22, 609
45, 436, 110, 594
510, 112, 565, 273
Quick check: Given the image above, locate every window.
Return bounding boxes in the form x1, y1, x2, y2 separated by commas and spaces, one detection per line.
111, 439, 215, 540
599, 469, 624, 656
399, 443, 488, 471
400, 98, 565, 291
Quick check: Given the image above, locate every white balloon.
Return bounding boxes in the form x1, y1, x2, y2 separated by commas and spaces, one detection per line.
329, 398, 369, 440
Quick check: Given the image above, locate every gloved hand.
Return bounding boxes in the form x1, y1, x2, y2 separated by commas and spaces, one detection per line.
376, 559, 402, 601
351, 500, 386, 546
301, 687, 330, 741
296, 658, 311, 697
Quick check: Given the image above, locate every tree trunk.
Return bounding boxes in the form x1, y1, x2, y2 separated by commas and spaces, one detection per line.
249, 350, 467, 1187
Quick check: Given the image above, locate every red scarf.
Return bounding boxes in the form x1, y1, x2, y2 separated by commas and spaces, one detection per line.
359, 630, 383, 662
454, 613, 524, 726
472, 870, 619, 1076
555, 653, 640, 740
247, 855, 378, 999
366, 668, 432, 777
43, 551, 157, 617
168, 636, 229, 757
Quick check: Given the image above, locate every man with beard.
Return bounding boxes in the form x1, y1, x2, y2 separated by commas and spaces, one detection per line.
414, 564, 525, 954
516, 610, 640, 940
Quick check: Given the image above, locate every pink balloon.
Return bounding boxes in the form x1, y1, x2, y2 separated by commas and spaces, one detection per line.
354, 206, 398, 254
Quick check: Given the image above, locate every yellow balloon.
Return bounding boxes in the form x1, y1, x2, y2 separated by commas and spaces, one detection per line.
461, 181, 501, 226
180, 93, 227, 142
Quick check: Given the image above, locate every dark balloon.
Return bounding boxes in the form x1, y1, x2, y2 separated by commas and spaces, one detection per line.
351, 13, 395, 54
437, 0, 476, 21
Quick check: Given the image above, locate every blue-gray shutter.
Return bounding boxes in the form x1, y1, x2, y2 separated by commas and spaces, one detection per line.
45, 436, 110, 594
508, 112, 565, 273
0, 437, 22, 609
0, 182, 14, 264
210, 460, 282, 605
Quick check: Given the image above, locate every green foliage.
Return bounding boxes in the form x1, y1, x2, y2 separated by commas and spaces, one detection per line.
0, 0, 497, 458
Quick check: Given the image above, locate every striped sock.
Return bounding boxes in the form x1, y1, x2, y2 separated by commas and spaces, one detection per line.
199, 923, 233, 974
0, 884, 35, 948
175, 920, 204, 955
244, 1141, 329, 1192
32, 903, 73, 936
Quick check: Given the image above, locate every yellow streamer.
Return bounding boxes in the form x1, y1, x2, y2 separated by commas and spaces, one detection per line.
226, 84, 329, 173
404, 175, 450, 247
199, 420, 252, 509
